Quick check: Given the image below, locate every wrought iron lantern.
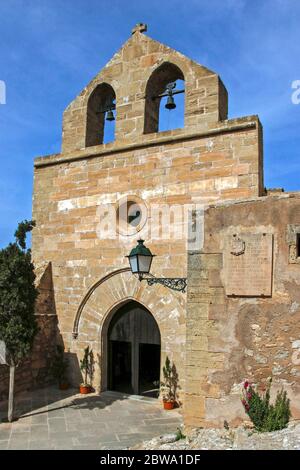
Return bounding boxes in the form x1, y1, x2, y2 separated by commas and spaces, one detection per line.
127, 239, 154, 280
127, 240, 187, 293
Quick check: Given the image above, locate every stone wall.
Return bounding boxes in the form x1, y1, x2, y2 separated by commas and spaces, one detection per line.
31, 28, 264, 407
185, 194, 300, 427
32, 112, 263, 395
0, 314, 58, 401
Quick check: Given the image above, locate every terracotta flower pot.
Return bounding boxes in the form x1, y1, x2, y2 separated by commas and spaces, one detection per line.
59, 383, 69, 390
80, 384, 92, 394
163, 400, 175, 410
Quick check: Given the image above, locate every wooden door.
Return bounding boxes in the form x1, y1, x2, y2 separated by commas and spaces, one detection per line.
108, 301, 160, 396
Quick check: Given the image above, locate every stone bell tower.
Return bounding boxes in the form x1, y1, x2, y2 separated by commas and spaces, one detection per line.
61, 23, 232, 154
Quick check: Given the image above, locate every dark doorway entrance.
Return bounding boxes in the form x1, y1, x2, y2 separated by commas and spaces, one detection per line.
108, 301, 161, 397
110, 341, 132, 394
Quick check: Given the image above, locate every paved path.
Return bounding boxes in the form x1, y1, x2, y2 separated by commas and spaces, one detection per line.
0, 386, 182, 450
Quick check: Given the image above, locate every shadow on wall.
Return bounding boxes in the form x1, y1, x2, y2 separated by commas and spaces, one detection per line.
0, 262, 77, 402
66, 351, 84, 388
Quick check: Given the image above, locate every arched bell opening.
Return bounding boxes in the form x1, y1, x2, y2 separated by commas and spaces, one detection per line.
86, 82, 116, 147
144, 62, 185, 134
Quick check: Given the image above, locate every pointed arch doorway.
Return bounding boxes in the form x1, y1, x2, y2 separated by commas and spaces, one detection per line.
107, 300, 161, 398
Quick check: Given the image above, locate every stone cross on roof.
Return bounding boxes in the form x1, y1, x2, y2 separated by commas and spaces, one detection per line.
131, 23, 147, 35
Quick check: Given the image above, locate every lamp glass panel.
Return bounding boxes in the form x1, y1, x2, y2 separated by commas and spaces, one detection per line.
138, 255, 152, 273
129, 255, 138, 273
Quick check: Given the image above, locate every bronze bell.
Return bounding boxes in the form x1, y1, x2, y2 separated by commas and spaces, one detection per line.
165, 95, 176, 110
106, 109, 115, 121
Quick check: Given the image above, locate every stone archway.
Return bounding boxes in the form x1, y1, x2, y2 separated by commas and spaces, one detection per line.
70, 269, 186, 396
106, 300, 161, 397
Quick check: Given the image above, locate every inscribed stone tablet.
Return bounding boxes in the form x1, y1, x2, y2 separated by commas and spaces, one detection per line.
225, 233, 273, 296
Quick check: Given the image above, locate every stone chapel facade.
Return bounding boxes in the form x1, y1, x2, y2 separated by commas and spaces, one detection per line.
14, 24, 299, 427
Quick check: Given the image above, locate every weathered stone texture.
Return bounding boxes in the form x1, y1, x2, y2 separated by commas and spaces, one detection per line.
61, 32, 229, 153
0, 314, 58, 401
224, 233, 273, 296
186, 194, 300, 427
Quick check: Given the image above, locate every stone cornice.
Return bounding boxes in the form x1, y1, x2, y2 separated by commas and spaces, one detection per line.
34, 117, 259, 169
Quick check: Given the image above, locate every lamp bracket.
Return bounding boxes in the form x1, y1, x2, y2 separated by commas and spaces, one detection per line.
139, 274, 187, 293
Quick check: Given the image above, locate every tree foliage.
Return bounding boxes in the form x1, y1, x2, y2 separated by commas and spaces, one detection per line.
0, 220, 38, 365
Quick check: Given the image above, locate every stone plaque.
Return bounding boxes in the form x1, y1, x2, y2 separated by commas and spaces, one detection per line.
225, 233, 273, 296
0, 340, 7, 365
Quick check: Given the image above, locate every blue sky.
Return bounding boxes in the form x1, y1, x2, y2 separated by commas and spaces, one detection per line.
0, 0, 299, 247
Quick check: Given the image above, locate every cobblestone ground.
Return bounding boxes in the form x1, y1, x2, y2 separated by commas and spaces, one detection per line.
0, 386, 182, 450
134, 422, 300, 450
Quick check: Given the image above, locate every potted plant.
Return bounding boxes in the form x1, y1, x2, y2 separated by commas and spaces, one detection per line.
50, 345, 69, 390
160, 356, 179, 410
80, 346, 94, 394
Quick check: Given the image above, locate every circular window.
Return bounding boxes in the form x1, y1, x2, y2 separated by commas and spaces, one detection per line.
116, 196, 147, 236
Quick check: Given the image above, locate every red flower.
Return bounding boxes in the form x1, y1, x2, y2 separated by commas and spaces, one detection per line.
247, 392, 252, 400
244, 381, 249, 389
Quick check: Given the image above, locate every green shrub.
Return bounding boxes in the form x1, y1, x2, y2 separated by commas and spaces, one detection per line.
241, 378, 291, 432
175, 427, 186, 441
160, 356, 179, 402
80, 346, 94, 387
